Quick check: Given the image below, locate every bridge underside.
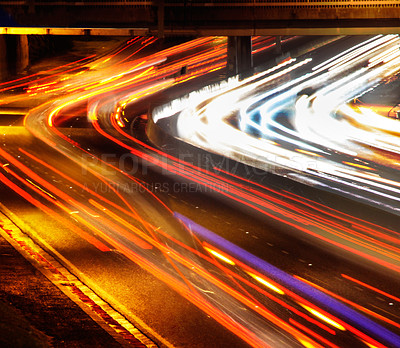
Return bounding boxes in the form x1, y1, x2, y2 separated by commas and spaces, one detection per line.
2, 2, 400, 80
2, 2, 400, 36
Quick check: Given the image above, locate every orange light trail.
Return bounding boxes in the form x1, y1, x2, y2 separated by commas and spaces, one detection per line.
0, 64, 91, 94
0, 148, 151, 250
0, 164, 111, 252
0, 54, 95, 90
342, 274, 400, 303
289, 318, 340, 348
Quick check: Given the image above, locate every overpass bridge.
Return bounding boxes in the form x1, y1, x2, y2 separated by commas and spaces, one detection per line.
2, 1, 400, 37
1, 1, 400, 79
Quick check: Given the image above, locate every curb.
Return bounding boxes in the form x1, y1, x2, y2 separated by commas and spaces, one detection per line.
0, 209, 157, 348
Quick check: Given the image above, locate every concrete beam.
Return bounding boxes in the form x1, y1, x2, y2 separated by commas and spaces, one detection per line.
4, 26, 400, 37
177, 27, 400, 36
0, 27, 149, 36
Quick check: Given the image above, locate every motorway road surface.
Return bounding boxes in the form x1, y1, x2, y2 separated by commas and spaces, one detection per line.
0, 35, 400, 347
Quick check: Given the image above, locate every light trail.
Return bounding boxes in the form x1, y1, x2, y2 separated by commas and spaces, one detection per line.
153, 35, 400, 218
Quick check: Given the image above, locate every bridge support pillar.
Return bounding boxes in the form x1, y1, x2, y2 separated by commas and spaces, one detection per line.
275, 36, 282, 54
227, 36, 253, 79
16, 35, 29, 73
157, 0, 165, 38
0, 36, 7, 81
0, 34, 29, 81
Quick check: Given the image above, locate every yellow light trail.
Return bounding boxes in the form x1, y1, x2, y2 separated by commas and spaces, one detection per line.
247, 272, 285, 295
299, 303, 346, 331
203, 246, 235, 265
